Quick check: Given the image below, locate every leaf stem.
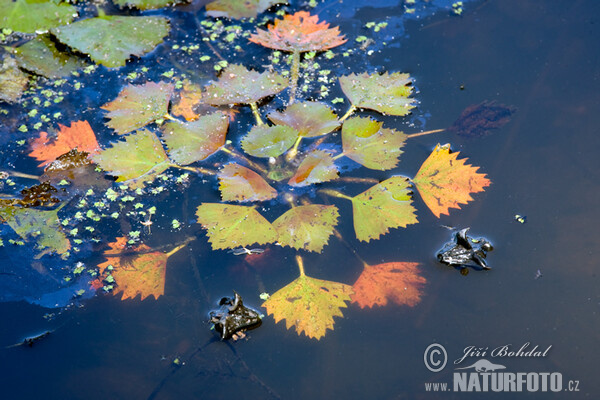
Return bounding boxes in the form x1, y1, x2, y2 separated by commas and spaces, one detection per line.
285, 136, 303, 161
165, 242, 189, 258
332, 228, 370, 269
220, 146, 267, 174
163, 113, 179, 122
249, 102, 264, 125
331, 152, 345, 161
289, 50, 301, 105
320, 189, 353, 201
170, 164, 216, 175
0, 170, 39, 180
406, 128, 445, 139
296, 255, 305, 277
339, 105, 356, 122
337, 177, 379, 184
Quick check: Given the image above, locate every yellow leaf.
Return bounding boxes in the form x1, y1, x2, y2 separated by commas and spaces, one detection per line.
218, 163, 277, 202
272, 204, 339, 253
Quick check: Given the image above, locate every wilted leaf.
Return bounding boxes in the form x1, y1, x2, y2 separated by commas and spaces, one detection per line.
52, 16, 170, 68
203, 64, 287, 105
0, 0, 76, 33
0, 182, 59, 208
92, 129, 171, 187
218, 163, 277, 202
171, 81, 203, 121
351, 176, 418, 242
268, 101, 340, 137
288, 150, 338, 186
13, 35, 88, 79
352, 262, 426, 308
29, 121, 100, 167
339, 72, 416, 116
241, 124, 298, 158
206, 0, 287, 19
448, 100, 517, 138
101, 82, 174, 135
113, 0, 185, 10
263, 258, 353, 339
412, 143, 491, 218
0, 55, 28, 103
272, 204, 339, 253
196, 203, 277, 250
341, 116, 407, 170
0, 205, 70, 257
44, 149, 92, 173
249, 11, 346, 52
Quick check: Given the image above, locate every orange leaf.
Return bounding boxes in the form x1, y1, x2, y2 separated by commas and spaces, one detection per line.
249, 11, 346, 53
218, 163, 277, 202
29, 120, 100, 167
352, 262, 426, 308
172, 81, 203, 121
288, 150, 338, 187
412, 143, 491, 218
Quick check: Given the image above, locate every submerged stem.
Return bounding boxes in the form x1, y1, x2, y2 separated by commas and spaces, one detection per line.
331, 153, 345, 161
220, 146, 267, 174
1, 170, 39, 180
406, 128, 445, 139
285, 136, 303, 161
339, 105, 356, 122
249, 102, 264, 125
296, 255, 305, 277
171, 164, 216, 175
289, 50, 301, 105
165, 241, 190, 258
320, 189, 353, 201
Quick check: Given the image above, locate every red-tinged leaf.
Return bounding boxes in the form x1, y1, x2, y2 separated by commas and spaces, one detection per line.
171, 81, 203, 121
249, 11, 346, 52
352, 262, 426, 308
412, 143, 491, 218
272, 204, 339, 253
288, 150, 338, 186
218, 163, 277, 202
29, 121, 100, 167
268, 101, 340, 137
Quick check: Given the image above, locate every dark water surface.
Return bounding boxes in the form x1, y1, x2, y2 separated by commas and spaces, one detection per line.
1, 0, 599, 399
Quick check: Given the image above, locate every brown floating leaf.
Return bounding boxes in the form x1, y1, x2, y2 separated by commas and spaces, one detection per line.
29, 121, 100, 167
218, 163, 277, 202
288, 150, 338, 187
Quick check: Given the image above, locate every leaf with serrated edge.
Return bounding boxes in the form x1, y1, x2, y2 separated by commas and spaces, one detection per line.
351, 176, 418, 242
206, 0, 287, 19
339, 72, 416, 116
196, 203, 276, 250
0, 55, 28, 103
0, 0, 75, 33
218, 163, 277, 202
263, 272, 353, 339
52, 16, 170, 68
241, 124, 298, 158
412, 143, 491, 218
162, 113, 229, 165
203, 64, 287, 105
92, 129, 170, 187
29, 121, 100, 167
13, 35, 88, 79
352, 262, 426, 308
101, 82, 174, 135
288, 150, 338, 186
273, 204, 339, 252
113, 0, 184, 10
268, 101, 340, 138
341, 116, 407, 170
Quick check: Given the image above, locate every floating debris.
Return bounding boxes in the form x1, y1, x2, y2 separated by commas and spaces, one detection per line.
209, 291, 262, 340
437, 228, 493, 270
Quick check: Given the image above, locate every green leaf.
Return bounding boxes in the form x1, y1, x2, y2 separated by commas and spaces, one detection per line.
268, 101, 340, 138
0, 55, 28, 103
162, 113, 229, 165
241, 124, 298, 158
92, 129, 171, 188
101, 82, 174, 135
272, 204, 339, 253
218, 163, 277, 202
0, 0, 76, 33
0, 205, 70, 258
339, 72, 416, 116
113, 0, 185, 10
195, 203, 277, 250
13, 35, 88, 79
203, 64, 287, 105
206, 0, 287, 19
351, 176, 418, 242
52, 16, 170, 68
288, 150, 338, 187
341, 116, 407, 170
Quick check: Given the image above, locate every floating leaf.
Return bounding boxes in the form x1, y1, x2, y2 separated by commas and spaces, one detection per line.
218, 163, 277, 202
162, 113, 229, 165
101, 82, 174, 135
52, 16, 170, 68
272, 204, 339, 253
263, 258, 353, 339
351, 176, 418, 242
0, 55, 28, 103
43, 149, 92, 173
196, 203, 276, 250
448, 100, 517, 138
203, 64, 287, 105
412, 143, 491, 218
0, 0, 76, 33
0, 182, 59, 208
171, 81, 203, 121
0, 205, 70, 257
206, 0, 287, 19
249, 11, 346, 52
341, 116, 407, 170
268, 101, 340, 137
98, 237, 168, 300
12, 35, 88, 79
92, 129, 171, 187
352, 262, 426, 308
241, 124, 298, 158
288, 150, 338, 187
29, 121, 100, 167
113, 0, 184, 10
339, 72, 416, 116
